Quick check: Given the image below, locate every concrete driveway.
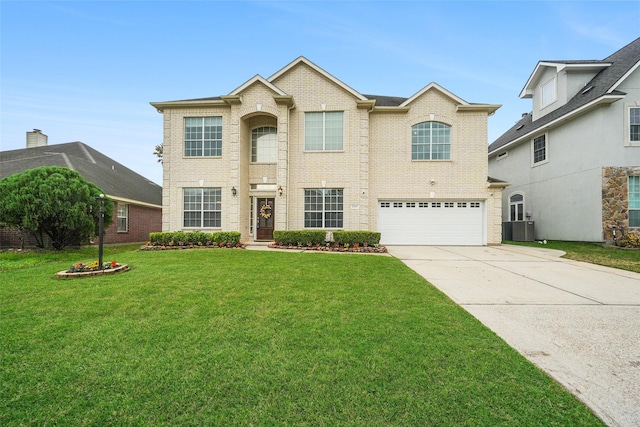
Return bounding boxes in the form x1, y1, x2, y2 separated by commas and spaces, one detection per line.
386, 245, 640, 427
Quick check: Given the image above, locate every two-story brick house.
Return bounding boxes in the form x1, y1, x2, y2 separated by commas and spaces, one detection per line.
151, 57, 505, 245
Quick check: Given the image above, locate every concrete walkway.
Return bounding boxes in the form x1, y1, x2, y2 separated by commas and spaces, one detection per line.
386, 245, 640, 427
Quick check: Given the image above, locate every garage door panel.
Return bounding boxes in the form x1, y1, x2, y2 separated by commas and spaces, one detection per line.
378, 201, 483, 245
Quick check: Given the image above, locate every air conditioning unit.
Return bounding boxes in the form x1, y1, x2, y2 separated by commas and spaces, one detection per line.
512, 221, 535, 242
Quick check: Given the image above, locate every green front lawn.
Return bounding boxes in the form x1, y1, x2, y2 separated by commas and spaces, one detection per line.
1, 247, 603, 425
505, 240, 640, 273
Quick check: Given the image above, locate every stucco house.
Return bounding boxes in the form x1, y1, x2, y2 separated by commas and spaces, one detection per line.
0, 130, 163, 247
489, 38, 640, 243
151, 57, 505, 245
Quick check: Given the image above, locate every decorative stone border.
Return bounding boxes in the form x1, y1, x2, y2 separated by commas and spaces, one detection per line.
55, 264, 130, 279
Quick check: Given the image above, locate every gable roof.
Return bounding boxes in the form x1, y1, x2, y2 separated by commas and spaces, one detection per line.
229, 74, 287, 96
151, 57, 499, 114
0, 142, 162, 207
267, 56, 368, 101
489, 37, 640, 155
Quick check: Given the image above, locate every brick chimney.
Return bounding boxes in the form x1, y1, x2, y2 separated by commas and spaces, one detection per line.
26, 129, 48, 148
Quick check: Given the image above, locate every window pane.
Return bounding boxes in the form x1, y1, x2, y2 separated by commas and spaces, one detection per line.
304, 188, 343, 228
533, 135, 546, 163
541, 78, 556, 107
117, 203, 128, 232
185, 117, 222, 157
304, 212, 323, 228
324, 112, 343, 150
252, 126, 277, 162
411, 122, 450, 160
630, 176, 640, 209
305, 113, 324, 150
631, 108, 640, 141
183, 188, 221, 228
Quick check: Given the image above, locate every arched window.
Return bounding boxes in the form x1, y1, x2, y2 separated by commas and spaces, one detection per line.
251, 126, 277, 163
411, 122, 451, 160
509, 193, 525, 221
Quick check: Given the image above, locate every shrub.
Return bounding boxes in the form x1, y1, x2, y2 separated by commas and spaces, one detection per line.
332, 231, 381, 246
148, 231, 241, 247
618, 232, 640, 248
273, 230, 326, 246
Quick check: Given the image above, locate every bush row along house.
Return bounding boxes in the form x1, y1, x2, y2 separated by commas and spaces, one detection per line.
151, 57, 506, 246
489, 37, 640, 243
0, 131, 162, 247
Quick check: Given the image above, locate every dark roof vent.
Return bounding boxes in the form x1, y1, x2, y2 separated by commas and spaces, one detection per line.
581, 85, 594, 94
516, 124, 525, 131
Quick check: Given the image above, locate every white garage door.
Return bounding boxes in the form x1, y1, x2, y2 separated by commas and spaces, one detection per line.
378, 201, 484, 245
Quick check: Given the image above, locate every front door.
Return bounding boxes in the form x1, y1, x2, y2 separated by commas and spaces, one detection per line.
256, 197, 275, 241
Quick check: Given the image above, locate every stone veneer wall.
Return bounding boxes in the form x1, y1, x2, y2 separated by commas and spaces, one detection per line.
602, 166, 640, 242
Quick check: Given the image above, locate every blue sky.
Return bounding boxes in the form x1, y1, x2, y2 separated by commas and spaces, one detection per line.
1, 1, 638, 185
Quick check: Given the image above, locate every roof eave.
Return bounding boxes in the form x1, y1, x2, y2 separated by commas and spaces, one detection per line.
150, 99, 228, 112
488, 94, 624, 156
457, 104, 501, 115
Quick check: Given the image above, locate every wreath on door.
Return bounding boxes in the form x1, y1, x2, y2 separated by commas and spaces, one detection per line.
260, 204, 272, 219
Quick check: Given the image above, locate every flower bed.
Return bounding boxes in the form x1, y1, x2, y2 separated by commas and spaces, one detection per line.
268, 242, 387, 253
139, 241, 245, 251
56, 261, 129, 279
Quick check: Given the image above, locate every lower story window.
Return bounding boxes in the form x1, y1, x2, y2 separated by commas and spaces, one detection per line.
117, 203, 129, 232
304, 188, 343, 228
630, 176, 640, 227
183, 188, 221, 228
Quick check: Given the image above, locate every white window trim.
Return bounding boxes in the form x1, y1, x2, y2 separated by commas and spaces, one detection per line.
508, 192, 525, 221
250, 126, 278, 163
626, 105, 640, 147
531, 134, 549, 167
304, 111, 345, 152
629, 176, 640, 228
182, 187, 222, 229
183, 116, 223, 158
540, 77, 557, 109
410, 121, 452, 161
303, 188, 344, 229
117, 203, 129, 233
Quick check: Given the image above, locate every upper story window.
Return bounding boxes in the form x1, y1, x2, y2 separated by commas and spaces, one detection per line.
630, 107, 640, 142
117, 203, 128, 232
540, 77, 556, 108
184, 117, 222, 157
630, 176, 640, 228
304, 188, 343, 228
305, 112, 343, 151
412, 121, 451, 160
532, 134, 547, 165
251, 126, 277, 163
183, 188, 221, 228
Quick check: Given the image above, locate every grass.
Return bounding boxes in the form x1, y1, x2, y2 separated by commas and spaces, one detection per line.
1, 246, 604, 426
505, 240, 640, 273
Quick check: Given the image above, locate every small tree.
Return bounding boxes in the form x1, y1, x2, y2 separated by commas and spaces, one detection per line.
0, 166, 113, 250
153, 143, 163, 164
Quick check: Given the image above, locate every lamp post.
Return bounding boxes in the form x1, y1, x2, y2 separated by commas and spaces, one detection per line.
97, 194, 105, 270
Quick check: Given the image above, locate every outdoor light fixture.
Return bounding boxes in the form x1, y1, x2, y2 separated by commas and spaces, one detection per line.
278, 186, 283, 196
231, 187, 237, 196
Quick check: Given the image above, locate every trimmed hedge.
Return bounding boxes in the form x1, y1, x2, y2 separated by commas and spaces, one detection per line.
333, 230, 381, 246
273, 230, 381, 246
273, 230, 326, 246
149, 231, 241, 246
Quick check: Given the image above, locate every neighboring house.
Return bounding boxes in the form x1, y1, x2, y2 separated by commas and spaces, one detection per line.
151, 57, 506, 246
0, 130, 162, 247
489, 38, 640, 243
